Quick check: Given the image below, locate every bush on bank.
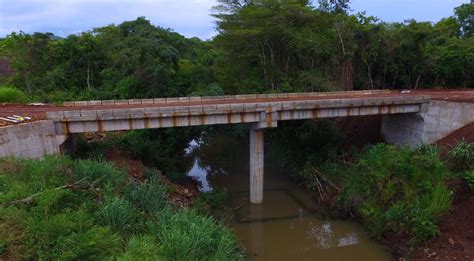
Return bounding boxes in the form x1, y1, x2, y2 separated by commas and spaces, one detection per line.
0, 86, 28, 103
0, 156, 241, 260
337, 144, 452, 244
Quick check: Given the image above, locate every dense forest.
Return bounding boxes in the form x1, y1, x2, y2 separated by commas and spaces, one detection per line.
0, 0, 473, 102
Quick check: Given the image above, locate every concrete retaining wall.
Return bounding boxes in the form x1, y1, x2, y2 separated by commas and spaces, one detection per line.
381, 101, 474, 147
0, 121, 67, 158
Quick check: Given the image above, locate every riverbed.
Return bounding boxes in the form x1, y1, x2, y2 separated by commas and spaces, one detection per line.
185, 134, 392, 260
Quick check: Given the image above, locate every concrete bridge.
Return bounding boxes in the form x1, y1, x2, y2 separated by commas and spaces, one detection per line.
1, 89, 473, 204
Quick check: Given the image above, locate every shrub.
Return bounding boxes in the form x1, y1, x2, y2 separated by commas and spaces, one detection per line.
337, 144, 452, 244
447, 141, 474, 171
149, 209, 241, 260
0, 86, 27, 103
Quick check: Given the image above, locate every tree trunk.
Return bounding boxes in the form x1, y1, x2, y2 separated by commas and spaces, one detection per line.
364, 59, 374, 90
265, 42, 276, 90
24, 74, 32, 94
86, 64, 91, 91
341, 60, 353, 91
414, 73, 421, 89
335, 23, 353, 91
256, 41, 268, 88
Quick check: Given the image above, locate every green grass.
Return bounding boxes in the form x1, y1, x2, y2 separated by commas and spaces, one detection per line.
194, 189, 230, 210
0, 86, 27, 103
149, 209, 241, 260
336, 144, 452, 244
460, 171, 474, 189
0, 156, 242, 260
447, 141, 473, 172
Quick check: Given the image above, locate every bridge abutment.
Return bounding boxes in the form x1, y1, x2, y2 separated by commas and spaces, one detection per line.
381, 101, 474, 147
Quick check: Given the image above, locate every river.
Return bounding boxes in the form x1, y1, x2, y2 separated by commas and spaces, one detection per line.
185, 134, 392, 260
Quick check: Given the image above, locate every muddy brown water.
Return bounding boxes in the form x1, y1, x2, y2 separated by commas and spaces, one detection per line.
185, 135, 392, 260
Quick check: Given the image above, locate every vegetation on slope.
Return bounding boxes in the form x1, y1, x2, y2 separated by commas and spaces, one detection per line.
0, 156, 241, 260
269, 123, 473, 246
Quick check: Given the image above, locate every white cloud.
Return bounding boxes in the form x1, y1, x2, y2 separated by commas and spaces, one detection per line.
0, 0, 218, 39
0, 0, 470, 39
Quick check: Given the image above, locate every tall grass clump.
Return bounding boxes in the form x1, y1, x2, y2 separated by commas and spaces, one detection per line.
447, 141, 473, 172
0, 86, 27, 103
447, 141, 474, 189
123, 175, 168, 214
149, 209, 241, 260
337, 144, 452, 244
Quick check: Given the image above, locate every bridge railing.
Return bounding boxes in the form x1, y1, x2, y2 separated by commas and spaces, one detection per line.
61, 90, 393, 107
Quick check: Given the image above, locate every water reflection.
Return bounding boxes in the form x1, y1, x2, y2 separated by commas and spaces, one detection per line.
185, 135, 391, 260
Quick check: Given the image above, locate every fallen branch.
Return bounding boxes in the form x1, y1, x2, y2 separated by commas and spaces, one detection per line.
313, 173, 328, 202
11, 178, 88, 205
312, 167, 342, 192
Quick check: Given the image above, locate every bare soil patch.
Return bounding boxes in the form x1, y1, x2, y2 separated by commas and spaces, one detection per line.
103, 147, 199, 208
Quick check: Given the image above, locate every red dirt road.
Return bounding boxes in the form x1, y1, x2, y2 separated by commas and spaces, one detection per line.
0, 89, 473, 127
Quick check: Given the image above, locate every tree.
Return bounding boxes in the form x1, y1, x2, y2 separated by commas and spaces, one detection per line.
318, 0, 351, 14
455, 1, 474, 37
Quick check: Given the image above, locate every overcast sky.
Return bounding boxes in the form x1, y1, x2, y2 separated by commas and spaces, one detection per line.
0, 0, 469, 39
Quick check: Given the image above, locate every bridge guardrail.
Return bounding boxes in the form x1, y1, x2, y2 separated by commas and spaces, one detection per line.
61, 90, 393, 107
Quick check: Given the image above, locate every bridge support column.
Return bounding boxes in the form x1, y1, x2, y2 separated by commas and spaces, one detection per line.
249, 124, 264, 204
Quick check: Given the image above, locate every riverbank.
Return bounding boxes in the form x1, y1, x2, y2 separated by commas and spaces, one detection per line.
263, 118, 473, 260
0, 154, 242, 260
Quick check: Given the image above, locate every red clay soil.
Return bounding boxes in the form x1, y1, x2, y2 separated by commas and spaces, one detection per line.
103, 147, 199, 208
104, 148, 146, 181
437, 122, 474, 152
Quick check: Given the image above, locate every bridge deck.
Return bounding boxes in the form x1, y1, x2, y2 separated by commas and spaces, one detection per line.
0, 89, 472, 128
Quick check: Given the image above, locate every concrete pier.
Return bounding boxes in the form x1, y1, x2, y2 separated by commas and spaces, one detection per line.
250, 124, 264, 204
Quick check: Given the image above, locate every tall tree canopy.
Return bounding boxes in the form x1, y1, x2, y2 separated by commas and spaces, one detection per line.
0, 1, 472, 102
213, 0, 474, 93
